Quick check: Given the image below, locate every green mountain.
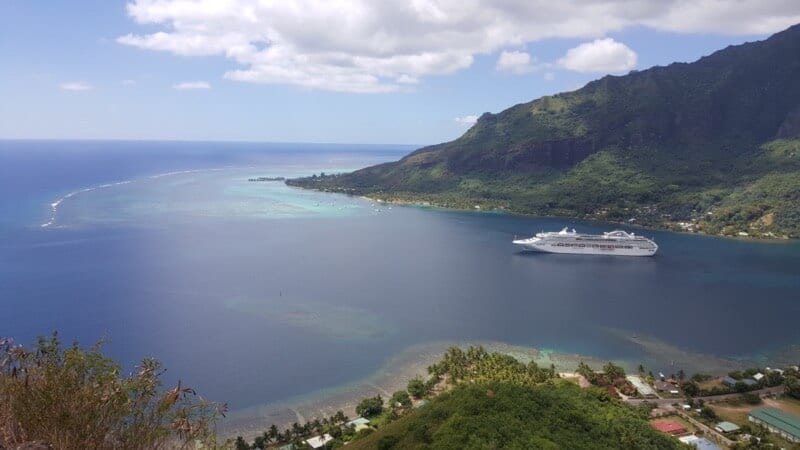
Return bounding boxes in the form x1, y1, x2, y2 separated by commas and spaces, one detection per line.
289, 24, 800, 238
347, 382, 681, 450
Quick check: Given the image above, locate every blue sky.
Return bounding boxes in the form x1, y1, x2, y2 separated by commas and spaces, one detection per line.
1, 1, 799, 145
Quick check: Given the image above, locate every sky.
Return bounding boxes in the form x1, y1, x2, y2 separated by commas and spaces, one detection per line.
1, 1, 800, 145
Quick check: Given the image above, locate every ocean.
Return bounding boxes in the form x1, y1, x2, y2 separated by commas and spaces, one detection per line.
1, 140, 799, 420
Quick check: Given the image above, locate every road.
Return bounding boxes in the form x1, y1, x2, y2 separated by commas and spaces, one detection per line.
625, 386, 785, 448
625, 385, 786, 407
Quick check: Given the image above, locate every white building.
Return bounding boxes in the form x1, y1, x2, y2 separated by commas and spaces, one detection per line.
626, 375, 657, 398
306, 434, 333, 449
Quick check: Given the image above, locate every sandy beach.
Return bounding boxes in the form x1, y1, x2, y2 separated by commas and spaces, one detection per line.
215, 328, 787, 440
217, 340, 611, 440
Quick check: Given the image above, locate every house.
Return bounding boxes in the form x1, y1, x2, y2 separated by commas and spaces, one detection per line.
752, 373, 764, 381
305, 434, 333, 449
678, 435, 723, 450
654, 380, 673, 392
651, 420, 687, 435
346, 417, 371, 432
749, 407, 800, 443
715, 421, 740, 434
626, 375, 657, 398
722, 376, 756, 388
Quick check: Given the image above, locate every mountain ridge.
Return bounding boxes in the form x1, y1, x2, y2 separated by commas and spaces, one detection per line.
289, 24, 800, 238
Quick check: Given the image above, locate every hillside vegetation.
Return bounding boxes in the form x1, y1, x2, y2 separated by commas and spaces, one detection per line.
0, 334, 224, 450
347, 382, 680, 450
289, 24, 800, 238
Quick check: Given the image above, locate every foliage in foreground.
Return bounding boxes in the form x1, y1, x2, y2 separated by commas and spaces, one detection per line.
347, 381, 683, 450
0, 333, 225, 450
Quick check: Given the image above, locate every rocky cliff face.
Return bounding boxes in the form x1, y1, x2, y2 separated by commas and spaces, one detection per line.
289, 24, 800, 238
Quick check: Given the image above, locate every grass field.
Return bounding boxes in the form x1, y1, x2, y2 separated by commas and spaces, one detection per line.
764, 396, 800, 416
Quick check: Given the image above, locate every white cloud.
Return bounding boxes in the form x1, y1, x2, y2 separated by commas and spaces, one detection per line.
118, 0, 800, 93
496, 50, 535, 74
173, 81, 211, 90
122, 79, 137, 86
59, 82, 92, 91
455, 115, 479, 126
558, 38, 637, 73
396, 74, 419, 84
543, 72, 555, 81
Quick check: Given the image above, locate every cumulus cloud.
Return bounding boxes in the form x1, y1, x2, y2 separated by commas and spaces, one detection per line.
60, 82, 92, 91
496, 50, 535, 74
118, 0, 800, 93
173, 81, 211, 90
558, 38, 638, 73
455, 115, 479, 126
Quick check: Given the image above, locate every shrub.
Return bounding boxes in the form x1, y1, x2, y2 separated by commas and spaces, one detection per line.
0, 333, 224, 450
355, 396, 384, 418
407, 377, 427, 399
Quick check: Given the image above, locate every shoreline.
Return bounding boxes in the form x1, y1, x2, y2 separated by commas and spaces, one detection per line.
357, 194, 796, 243
215, 332, 788, 441
216, 340, 612, 440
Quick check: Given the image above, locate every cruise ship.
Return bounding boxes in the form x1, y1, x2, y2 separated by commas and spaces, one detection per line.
513, 228, 658, 256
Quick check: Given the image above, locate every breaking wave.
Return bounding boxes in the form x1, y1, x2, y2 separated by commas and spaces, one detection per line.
41, 168, 224, 228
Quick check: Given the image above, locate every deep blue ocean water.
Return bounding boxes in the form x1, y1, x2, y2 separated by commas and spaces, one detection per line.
1, 140, 799, 412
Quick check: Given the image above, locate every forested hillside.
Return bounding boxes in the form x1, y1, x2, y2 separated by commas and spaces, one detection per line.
289, 24, 800, 238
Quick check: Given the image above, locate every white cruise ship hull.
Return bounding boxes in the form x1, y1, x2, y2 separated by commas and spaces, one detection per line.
513, 229, 658, 257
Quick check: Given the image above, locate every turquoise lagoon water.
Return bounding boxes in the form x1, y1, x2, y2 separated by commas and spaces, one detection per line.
1, 140, 799, 413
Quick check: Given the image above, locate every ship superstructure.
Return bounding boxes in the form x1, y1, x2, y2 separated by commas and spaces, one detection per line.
513, 228, 658, 256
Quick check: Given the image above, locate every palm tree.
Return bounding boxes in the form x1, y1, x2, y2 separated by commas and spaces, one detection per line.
267, 424, 279, 441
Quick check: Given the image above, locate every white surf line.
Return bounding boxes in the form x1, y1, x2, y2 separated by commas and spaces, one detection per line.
40, 167, 228, 228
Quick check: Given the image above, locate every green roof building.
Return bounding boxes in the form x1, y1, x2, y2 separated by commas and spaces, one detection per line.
749, 407, 800, 443
714, 421, 740, 434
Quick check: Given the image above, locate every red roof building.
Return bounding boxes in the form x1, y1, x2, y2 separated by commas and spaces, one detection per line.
651, 420, 687, 435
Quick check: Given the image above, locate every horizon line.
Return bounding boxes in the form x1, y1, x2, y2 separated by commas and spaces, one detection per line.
0, 137, 426, 148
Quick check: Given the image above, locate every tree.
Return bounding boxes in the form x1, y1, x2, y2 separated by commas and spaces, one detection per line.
743, 368, 760, 378
677, 369, 686, 381
390, 390, 412, 409
407, 377, 427, 399
682, 381, 699, 397
637, 364, 645, 375
691, 373, 712, 383
267, 424, 279, 441
700, 406, 718, 421
740, 392, 762, 405
577, 361, 594, 380
235, 436, 250, 450
785, 375, 800, 400
334, 410, 348, 423
0, 333, 224, 450
603, 362, 626, 380
253, 434, 266, 449
356, 395, 384, 418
